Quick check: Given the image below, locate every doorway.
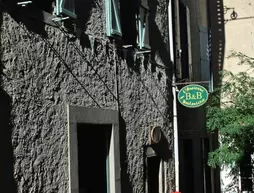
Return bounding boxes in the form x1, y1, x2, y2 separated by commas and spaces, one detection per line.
179, 139, 194, 193
77, 124, 112, 193
147, 156, 161, 193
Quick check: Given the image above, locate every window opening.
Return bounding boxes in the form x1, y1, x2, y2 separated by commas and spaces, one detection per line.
120, 0, 137, 46
67, 106, 121, 193
77, 124, 111, 193
179, 139, 194, 193
240, 152, 253, 192
24, 0, 76, 19
29, 0, 55, 14
147, 156, 160, 193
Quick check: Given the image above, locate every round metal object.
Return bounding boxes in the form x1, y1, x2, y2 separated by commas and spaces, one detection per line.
150, 126, 162, 144
230, 11, 238, 20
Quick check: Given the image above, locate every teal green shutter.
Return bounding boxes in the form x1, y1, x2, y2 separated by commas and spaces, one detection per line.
106, 0, 122, 37
138, 0, 150, 49
56, 0, 77, 19
200, 26, 213, 92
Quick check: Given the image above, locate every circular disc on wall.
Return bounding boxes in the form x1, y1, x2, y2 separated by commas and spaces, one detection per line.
150, 126, 162, 144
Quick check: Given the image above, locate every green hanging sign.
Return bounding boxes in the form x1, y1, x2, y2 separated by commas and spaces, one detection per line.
178, 84, 209, 108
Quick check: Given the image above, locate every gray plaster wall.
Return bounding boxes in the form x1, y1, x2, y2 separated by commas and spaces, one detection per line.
0, 0, 174, 193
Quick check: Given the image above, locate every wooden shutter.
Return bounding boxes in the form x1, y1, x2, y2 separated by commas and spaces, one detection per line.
56, 0, 77, 19
200, 26, 213, 92
106, 0, 122, 37
138, 0, 150, 49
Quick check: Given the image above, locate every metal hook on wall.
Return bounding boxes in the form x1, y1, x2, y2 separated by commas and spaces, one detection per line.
230, 10, 238, 20
224, 6, 234, 14
224, 6, 238, 23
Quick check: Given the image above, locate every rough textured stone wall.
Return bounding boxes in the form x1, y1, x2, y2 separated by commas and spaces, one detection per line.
0, 0, 174, 193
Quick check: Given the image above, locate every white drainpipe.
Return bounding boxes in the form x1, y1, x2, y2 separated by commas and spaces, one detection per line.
168, 0, 180, 192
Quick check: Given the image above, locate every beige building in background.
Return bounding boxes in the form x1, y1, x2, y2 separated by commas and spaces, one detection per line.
224, 0, 254, 73
222, 0, 254, 192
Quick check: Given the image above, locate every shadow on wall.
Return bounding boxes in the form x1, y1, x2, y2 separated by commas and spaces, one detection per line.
148, 0, 171, 73
6, 0, 47, 35
209, 0, 225, 86
208, 0, 225, 192
6, 0, 94, 42
149, 0, 174, 138
0, 6, 17, 193
148, 0, 173, 116
120, 116, 172, 193
120, 0, 172, 80
75, 0, 93, 49
151, 132, 172, 161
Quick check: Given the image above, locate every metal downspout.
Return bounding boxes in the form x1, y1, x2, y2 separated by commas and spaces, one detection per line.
168, 0, 180, 192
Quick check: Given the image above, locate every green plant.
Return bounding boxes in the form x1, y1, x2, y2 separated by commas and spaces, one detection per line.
206, 51, 254, 169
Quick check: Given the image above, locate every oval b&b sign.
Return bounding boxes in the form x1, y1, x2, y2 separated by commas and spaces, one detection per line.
178, 84, 209, 108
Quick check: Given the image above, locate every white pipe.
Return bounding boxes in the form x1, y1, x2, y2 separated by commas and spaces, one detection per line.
168, 0, 180, 192
159, 160, 164, 193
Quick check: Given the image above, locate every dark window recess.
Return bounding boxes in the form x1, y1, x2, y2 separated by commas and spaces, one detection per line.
179, 139, 194, 193
32, 0, 55, 13
240, 152, 253, 192
179, 1, 190, 80
120, 0, 150, 49
120, 0, 137, 46
30, 0, 76, 19
200, 26, 212, 92
77, 124, 111, 193
147, 156, 160, 193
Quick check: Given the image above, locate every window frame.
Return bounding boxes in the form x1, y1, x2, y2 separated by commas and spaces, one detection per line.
105, 0, 122, 37
67, 105, 121, 193
137, 2, 150, 50
56, 0, 77, 19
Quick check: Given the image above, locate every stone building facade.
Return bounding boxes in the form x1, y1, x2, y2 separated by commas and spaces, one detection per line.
0, 0, 224, 193
0, 0, 174, 192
